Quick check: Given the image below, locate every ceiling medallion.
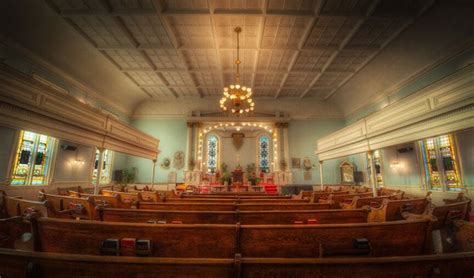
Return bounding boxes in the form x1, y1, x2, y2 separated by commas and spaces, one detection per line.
219, 27, 255, 116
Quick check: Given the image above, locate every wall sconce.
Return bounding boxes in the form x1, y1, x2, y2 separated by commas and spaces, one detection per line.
390, 161, 404, 169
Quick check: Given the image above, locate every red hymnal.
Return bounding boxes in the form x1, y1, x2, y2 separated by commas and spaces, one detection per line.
307, 219, 318, 224
120, 238, 136, 256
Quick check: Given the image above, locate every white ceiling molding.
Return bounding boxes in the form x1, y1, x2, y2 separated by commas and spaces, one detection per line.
316, 64, 474, 161
0, 34, 132, 118
0, 66, 159, 160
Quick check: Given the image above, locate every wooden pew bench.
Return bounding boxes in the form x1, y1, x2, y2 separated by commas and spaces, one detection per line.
137, 202, 238, 211
102, 190, 142, 205
98, 207, 369, 224
68, 191, 129, 209
39, 191, 96, 220
32, 218, 237, 258
340, 192, 403, 210
30, 217, 432, 258
367, 197, 429, 222
329, 192, 374, 208
2, 248, 474, 277
239, 219, 433, 258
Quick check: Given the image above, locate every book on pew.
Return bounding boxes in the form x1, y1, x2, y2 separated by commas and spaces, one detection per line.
100, 239, 120, 256
120, 238, 136, 256
136, 240, 152, 257
307, 219, 318, 224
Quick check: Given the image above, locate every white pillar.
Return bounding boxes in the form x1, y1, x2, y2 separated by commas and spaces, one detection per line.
185, 122, 193, 171
151, 159, 157, 188
282, 123, 290, 173
94, 148, 104, 195
319, 161, 324, 191
367, 150, 377, 197
273, 124, 281, 172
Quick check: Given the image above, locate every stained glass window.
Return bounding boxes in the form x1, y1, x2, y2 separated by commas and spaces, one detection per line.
207, 135, 218, 173
92, 149, 114, 184
419, 135, 462, 191
11, 131, 56, 185
259, 135, 270, 173
373, 150, 384, 187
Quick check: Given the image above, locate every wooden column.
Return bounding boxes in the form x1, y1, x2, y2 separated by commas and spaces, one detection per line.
94, 147, 104, 195
319, 161, 324, 191
367, 150, 378, 197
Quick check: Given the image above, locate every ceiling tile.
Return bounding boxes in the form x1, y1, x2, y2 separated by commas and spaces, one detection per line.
143, 86, 176, 98
267, 0, 317, 13
104, 49, 152, 69
213, 15, 261, 49
213, 0, 263, 12
283, 71, 318, 87
254, 72, 285, 86
181, 49, 220, 70
171, 87, 201, 97
291, 49, 334, 71
220, 49, 257, 70
304, 16, 359, 48
261, 16, 311, 49
161, 71, 195, 86
127, 71, 165, 86
257, 49, 297, 71
278, 88, 301, 97
145, 49, 186, 69
121, 15, 173, 47
166, 15, 215, 48
192, 72, 223, 86
70, 16, 133, 47
312, 71, 351, 87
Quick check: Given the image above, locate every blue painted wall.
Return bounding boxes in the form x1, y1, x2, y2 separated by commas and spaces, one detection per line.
117, 119, 187, 183
288, 119, 346, 185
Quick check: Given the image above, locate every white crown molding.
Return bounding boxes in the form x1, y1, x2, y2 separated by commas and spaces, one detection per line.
0, 66, 159, 160
344, 42, 474, 120
0, 34, 132, 118
317, 64, 474, 161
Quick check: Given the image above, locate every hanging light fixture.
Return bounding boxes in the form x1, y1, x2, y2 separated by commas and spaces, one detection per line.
219, 27, 255, 115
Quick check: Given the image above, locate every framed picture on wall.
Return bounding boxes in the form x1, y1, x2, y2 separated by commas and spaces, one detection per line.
292, 158, 301, 169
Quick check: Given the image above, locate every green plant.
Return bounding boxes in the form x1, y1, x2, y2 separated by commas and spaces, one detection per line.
219, 172, 232, 185
122, 167, 136, 186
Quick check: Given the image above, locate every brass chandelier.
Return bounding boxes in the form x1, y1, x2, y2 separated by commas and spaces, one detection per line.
219, 27, 255, 115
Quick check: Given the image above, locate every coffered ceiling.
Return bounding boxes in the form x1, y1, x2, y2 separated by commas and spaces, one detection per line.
43, 0, 434, 100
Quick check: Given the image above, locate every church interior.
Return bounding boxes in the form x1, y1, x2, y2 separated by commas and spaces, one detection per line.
0, 0, 473, 277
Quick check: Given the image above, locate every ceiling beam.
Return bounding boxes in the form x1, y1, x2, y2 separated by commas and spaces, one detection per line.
207, 0, 226, 101
323, 0, 436, 100
299, 0, 381, 99
275, 0, 326, 99
251, 0, 268, 89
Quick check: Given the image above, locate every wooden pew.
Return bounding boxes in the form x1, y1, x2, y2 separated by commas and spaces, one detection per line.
329, 192, 374, 208
3, 195, 71, 219
237, 203, 332, 211
69, 191, 133, 209
127, 190, 161, 202
367, 197, 429, 222
0, 248, 234, 278
163, 198, 309, 204
240, 252, 474, 277
32, 218, 237, 258
39, 191, 96, 220
311, 191, 350, 203
432, 198, 471, 230
0, 217, 28, 249
377, 187, 405, 199
239, 219, 433, 258
2, 248, 474, 278
31, 217, 432, 258
137, 202, 238, 211
102, 190, 142, 206
340, 192, 403, 210
98, 207, 369, 224
180, 194, 290, 199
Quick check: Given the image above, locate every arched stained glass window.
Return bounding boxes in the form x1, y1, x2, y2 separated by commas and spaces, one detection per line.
207, 135, 218, 173
259, 135, 270, 173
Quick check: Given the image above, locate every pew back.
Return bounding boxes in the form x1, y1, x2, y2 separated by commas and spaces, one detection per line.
240, 220, 432, 257
39, 192, 95, 220
34, 218, 237, 258
98, 208, 369, 224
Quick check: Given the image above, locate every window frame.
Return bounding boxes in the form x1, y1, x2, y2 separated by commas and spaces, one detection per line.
205, 133, 220, 173
8, 130, 58, 187
257, 133, 272, 173
418, 134, 463, 192
91, 148, 114, 185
